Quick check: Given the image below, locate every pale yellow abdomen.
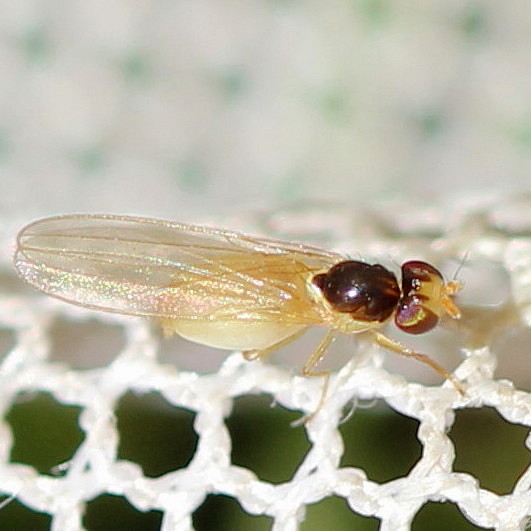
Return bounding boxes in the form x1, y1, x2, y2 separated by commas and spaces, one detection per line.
161, 319, 307, 351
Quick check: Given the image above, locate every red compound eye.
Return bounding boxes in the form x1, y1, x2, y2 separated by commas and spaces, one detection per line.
395, 261, 445, 334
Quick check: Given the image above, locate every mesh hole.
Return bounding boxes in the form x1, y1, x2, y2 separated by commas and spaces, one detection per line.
84, 494, 163, 531
339, 400, 421, 482
450, 407, 530, 494
413, 501, 491, 530
6, 392, 83, 475
116, 391, 197, 478
302, 496, 379, 530
193, 494, 271, 531
0, 499, 51, 530
0, 270, 31, 293
0, 327, 15, 360
493, 326, 531, 389
226, 395, 309, 484
157, 333, 227, 373
49, 317, 125, 370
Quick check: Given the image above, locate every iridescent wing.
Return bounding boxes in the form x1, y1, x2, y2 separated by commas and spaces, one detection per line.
14, 214, 342, 325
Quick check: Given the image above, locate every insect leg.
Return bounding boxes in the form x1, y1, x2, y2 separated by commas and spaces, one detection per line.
245, 329, 335, 424
242, 328, 308, 361
371, 331, 465, 396
290, 330, 336, 423
302, 330, 335, 377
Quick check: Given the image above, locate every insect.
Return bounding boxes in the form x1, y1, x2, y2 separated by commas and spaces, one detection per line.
13, 214, 464, 396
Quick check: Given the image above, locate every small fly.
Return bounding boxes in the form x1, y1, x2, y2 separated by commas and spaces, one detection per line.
13, 214, 465, 397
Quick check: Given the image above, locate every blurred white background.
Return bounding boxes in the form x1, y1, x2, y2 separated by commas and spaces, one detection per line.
1, 0, 530, 229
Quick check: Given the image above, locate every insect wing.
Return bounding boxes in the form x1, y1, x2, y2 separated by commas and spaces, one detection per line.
14, 214, 341, 324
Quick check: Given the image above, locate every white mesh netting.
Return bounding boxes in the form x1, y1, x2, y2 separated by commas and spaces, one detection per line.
0, 198, 530, 530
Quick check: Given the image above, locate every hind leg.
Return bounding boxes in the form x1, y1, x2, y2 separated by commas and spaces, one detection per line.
242, 328, 308, 361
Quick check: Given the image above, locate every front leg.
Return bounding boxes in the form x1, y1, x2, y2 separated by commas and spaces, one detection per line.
371, 330, 465, 396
